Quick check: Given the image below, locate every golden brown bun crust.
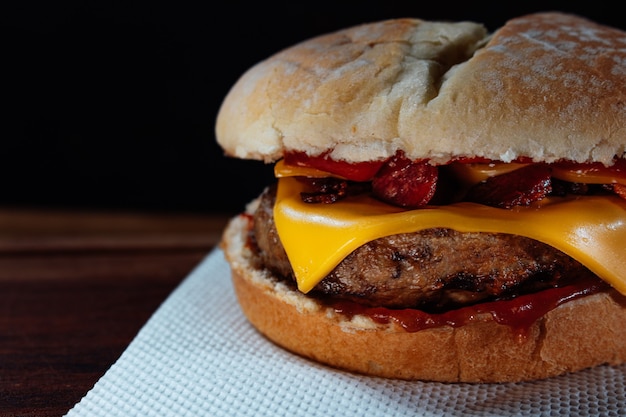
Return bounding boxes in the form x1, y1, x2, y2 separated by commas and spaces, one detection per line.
216, 12, 626, 166
221, 211, 626, 383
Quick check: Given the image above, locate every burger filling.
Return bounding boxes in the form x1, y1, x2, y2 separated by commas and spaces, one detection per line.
247, 151, 626, 314
252, 185, 600, 313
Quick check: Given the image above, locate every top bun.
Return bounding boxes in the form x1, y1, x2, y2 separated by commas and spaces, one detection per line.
216, 12, 626, 166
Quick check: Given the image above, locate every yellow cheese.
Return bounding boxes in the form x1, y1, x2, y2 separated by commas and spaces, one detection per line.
552, 165, 626, 185
274, 160, 336, 178
447, 162, 529, 185
274, 176, 626, 295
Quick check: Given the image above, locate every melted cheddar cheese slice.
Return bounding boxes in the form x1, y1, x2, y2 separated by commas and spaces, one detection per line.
274, 176, 626, 295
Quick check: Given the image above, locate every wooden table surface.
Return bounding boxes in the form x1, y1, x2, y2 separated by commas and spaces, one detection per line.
0, 207, 231, 416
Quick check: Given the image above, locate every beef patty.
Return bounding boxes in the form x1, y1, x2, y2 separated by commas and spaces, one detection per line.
252, 185, 597, 312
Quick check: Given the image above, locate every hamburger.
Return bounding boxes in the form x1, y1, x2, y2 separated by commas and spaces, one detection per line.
215, 12, 626, 383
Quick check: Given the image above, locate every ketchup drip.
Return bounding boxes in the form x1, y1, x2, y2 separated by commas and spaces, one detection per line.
330, 279, 608, 341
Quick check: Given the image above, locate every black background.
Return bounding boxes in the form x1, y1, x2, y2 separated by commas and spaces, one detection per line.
2, 2, 624, 214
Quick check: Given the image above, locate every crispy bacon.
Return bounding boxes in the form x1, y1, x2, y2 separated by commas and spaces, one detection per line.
463, 164, 553, 208
298, 177, 348, 203
371, 152, 438, 208
289, 150, 626, 208
298, 177, 372, 204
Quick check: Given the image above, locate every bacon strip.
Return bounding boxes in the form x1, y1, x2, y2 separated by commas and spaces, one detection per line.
371, 153, 438, 208
464, 164, 552, 208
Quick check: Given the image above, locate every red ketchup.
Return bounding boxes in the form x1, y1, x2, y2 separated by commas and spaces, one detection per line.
330, 279, 607, 341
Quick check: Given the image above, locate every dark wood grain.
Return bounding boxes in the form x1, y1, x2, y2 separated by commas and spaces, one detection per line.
0, 208, 230, 416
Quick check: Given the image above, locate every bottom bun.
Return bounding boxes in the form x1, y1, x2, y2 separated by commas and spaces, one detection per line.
221, 210, 626, 383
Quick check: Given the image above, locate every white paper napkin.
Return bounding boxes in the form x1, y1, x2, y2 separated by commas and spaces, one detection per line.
65, 249, 626, 417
